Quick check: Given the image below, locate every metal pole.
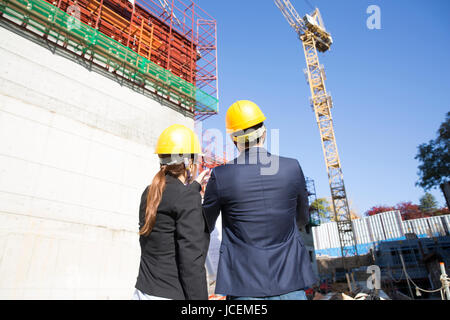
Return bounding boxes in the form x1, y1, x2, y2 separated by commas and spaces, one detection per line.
346, 273, 353, 293
399, 252, 415, 299
371, 269, 379, 298
440, 262, 450, 300
351, 272, 357, 291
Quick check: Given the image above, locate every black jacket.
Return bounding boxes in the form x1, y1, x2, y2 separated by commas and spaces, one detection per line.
135, 174, 209, 300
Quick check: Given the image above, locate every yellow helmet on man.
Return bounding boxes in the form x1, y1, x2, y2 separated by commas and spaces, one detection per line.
226, 100, 266, 143
226, 100, 266, 133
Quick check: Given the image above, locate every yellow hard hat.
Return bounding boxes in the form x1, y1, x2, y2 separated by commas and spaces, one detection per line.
226, 100, 266, 134
155, 124, 202, 155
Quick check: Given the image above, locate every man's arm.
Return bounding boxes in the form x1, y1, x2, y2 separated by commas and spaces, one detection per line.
296, 162, 310, 228
202, 169, 221, 233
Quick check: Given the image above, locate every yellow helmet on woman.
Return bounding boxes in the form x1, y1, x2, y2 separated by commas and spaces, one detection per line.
155, 124, 201, 155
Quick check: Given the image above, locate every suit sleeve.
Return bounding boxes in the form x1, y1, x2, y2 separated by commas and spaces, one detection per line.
202, 169, 221, 233
296, 161, 310, 228
174, 189, 208, 300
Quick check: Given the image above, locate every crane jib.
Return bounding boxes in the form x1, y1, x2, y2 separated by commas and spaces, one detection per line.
274, 0, 358, 265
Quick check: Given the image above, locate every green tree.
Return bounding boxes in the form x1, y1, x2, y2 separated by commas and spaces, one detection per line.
415, 112, 450, 190
310, 198, 332, 222
419, 192, 438, 213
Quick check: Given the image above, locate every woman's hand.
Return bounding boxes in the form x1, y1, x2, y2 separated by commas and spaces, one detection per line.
195, 169, 211, 186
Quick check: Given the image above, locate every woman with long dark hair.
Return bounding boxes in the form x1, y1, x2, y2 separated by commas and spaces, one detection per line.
133, 124, 210, 300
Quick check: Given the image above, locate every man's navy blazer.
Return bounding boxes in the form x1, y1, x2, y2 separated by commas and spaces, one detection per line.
203, 147, 318, 297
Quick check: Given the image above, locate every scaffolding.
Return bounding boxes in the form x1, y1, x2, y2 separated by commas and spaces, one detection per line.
306, 177, 320, 226
0, 0, 218, 119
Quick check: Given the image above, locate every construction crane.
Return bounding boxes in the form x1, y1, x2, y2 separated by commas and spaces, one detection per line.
274, 0, 358, 264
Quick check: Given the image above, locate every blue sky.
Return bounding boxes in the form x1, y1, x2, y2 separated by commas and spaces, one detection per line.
195, 0, 450, 215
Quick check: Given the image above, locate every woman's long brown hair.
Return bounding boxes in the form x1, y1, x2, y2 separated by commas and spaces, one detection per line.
139, 162, 187, 236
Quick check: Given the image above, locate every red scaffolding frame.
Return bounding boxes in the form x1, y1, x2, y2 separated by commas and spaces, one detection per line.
136, 0, 219, 119
45, 0, 218, 119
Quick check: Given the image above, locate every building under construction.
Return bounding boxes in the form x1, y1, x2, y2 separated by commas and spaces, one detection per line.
313, 211, 450, 257
313, 211, 450, 299
2, 0, 448, 301
0, 0, 217, 299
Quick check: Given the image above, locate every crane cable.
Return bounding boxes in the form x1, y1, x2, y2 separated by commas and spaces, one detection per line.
387, 266, 405, 283
400, 259, 450, 298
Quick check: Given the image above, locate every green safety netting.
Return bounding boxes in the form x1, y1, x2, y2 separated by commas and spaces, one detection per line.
0, 0, 218, 114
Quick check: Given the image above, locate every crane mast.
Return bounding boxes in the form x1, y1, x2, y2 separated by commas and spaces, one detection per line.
275, 0, 358, 261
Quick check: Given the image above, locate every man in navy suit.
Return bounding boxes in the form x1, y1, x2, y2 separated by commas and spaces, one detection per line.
202, 100, 318, 300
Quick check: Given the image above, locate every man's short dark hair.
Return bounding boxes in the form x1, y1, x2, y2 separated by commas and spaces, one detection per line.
232, 122, 265, 149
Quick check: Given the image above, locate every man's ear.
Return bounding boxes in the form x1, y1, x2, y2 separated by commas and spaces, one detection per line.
260, 130, 267, 144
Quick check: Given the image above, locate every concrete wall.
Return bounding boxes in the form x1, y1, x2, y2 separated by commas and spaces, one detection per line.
0, 25, 194, 299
